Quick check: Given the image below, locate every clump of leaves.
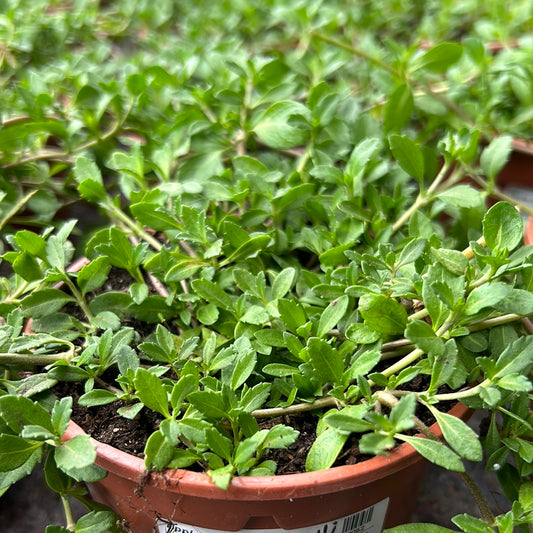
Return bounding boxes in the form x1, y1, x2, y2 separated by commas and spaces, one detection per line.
1, 3, 533, 533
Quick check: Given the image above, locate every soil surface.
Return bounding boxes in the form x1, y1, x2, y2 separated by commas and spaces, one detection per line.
56, 375, 447, 475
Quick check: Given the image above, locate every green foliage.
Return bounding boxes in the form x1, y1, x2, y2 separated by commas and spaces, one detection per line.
0, 2, 533, 531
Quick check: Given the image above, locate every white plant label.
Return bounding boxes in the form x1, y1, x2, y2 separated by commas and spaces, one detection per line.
156, 497, 389, 533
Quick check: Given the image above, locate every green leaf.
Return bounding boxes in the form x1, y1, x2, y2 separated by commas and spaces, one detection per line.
73, 157, 106, 202
206, 428, 233, 462
77, 257, 110, 297
21, 289, 74, 318
254, 329, 286, 348
405, 320, 444, 356
428, 339, 457, 393
359, 293, 407, 336
493, 336, 533, 379
451, 514, 495, 533
464, 282, 511, 316
348, 348, 381, 379
208, 464, 234, 490
0, 447, 42, 491
51, 397, 73, 436
483, 202, 524, 257
389, 394, 416, 433
414, 42, 463, 73
345, 323, 380, 344
496, 289, 533, 315
346, 137, 381, 178
14, 230, 47, 259
306, 427, 348, 471
170, 374, 199, 413
188, 390, 229, 419
0, 395, 55, 434
133, 368, 170, 419
438, 185, 483, 208
519, 482, 533, 512
430, 248, 468, 275
55, 435, 97, 473
12, 252, 43, 282
397, 435, 464, 472
359, 432, 395, 455
262, 363, 299, 377
480, 136, 513, 182
307, 337, 344, 385
0, 435, 42, 471
389, 134, 424, 182
45, 235, 68, 271
324, 405, 373, 433
397, 238, 426, 267
317, 295, 349, 338
74, 511, 118, 533
221, 234, 271, 265
239, 383, 271, 413
144, 430, 175, 471
497, 373, 532, 392
277, 299, 307, 333
432, 410, 482, 461
263, 424, 299, 449
252, 101, 311, 149
91, 311, 121, 331
129, 282, 149, 305
241, 305, 269, 325
78, 390, 118, 407
129, 203, 182, 232
231, 348, 257, 390
43, 452, 72, 494
192, 279, 233, 311
384, 84, 414, 133
196, 303, 219, 325
272, 268, 296, 300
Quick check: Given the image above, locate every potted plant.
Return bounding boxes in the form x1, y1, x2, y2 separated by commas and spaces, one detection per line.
1, 3, 532, 533
1, 123, 532, 533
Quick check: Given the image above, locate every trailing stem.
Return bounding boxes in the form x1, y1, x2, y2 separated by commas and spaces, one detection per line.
0, 346, 76, 366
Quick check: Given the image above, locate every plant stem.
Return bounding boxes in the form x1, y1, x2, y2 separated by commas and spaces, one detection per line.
392, 162, 460, 234
310, 32, 403, 78
469, 172, 533, 217
457, 471, 496, 524
61, 494, 76, 530
0, 348, 75, 366
412, 400, 495, 524
62, 277, 94, 322
2, 107, 130, 169
105, 200, 162, 251
0, 190, 38, 231
467, 313, 526, 332
252, 395, 338, 418
429, 379, 491, 402
422, 83, 475, 127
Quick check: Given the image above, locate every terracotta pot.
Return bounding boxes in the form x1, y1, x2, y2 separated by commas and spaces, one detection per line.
63, 403, 471, 533
525, 217, 533, 246
497, 139, 533, 190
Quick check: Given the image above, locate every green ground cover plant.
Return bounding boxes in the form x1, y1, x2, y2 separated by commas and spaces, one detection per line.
0, 2, 532, 532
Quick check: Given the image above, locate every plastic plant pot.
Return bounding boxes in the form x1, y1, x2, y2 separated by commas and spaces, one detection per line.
63, 402, 471, 533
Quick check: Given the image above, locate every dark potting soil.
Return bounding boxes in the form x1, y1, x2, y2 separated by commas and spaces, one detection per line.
55, 376, 449, 475
51, 265, 455, 475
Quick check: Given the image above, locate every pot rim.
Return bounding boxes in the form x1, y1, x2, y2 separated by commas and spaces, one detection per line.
64, 402, 471, 501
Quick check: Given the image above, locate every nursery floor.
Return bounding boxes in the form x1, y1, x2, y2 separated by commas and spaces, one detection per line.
0, 412, 509, 533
